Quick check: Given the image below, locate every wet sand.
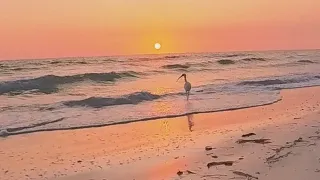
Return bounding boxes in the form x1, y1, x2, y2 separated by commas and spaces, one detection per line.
1, 87, 320, 180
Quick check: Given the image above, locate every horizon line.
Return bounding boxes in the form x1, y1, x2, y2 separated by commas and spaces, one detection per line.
1, 48, 319, 61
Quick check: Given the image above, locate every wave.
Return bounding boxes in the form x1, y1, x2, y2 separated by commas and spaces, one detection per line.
164, 55, 184, 59
63, 91, 160, 108
162, 60, 236, 70
0, 71, 139, 95
239, 79, 288, 86
242, 57, 266, 62
49, 60, 89, 65
133, 55, 187, 62
1, 98, 282, 137
10, 67, 40, 71
238, 76, 320, 86
0, 64, 10, 68
136, 57, 151, 61
162, 64, 190, 69
0, 117, 65, 137
297, 60, 315, 63
103, 58, 118, 62
49, 61, 62, 64
219, 53, 251, 58
11, 67, 24, 71
6, 118, 65, 133
223, 54, 239, 58
75, 61, 88, 64
217, 59, 235, 65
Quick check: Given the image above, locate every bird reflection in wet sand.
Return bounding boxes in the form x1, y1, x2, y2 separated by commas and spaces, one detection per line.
187, 114, 194, 132
185, 101, 194, 132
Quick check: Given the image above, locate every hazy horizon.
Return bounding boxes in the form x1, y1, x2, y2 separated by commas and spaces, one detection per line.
1, 48, 319, 61
1, 0, 320, 60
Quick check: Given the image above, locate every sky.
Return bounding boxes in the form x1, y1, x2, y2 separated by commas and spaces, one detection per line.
0, 0, 320, 60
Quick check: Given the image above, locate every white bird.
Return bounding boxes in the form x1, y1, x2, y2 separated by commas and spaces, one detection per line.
177, 73, 192, 100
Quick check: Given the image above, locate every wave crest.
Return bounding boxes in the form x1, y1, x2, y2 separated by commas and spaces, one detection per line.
242, 57, 266, 62
162, 64, 190, 69
63, 91, 160, 108
220, 53, 250, 58
238, 79, 287, 86
0, 71, 139, 95
297, 60, 315, 63
237, 76, 320, 86
164, 55, 183, 59
217, 59, 235, 65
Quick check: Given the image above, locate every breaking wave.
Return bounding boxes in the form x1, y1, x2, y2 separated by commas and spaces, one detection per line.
217, 59, 235, 65
49, 60, 90, 65
63, 91, 161, 108
0, 117, 65, 137
220, 53, 250, 58
133, 55, 187, 62
238, 75, 320, 86
162, 64, 190, 69
241, 57, 266, 62
164, 55, 185, 59
297, 60, 315, 63
0, 71, 139, 95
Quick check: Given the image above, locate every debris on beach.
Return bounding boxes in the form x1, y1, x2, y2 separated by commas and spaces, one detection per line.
267, 137, 306, 164
266, 151, 292, 164
205, 146, 213, 151
309, 142, 318, 147
177, 171, 183, 176
241, 133, 256, 137
309, 135, 320, 140
176, 170, 197, 176
236, 138, 271, 144
201, 174, 227, 178
186, 170, 196, 174
232, 170, 258, 179
207, 161, 234, 168
212, 155, 218, 158
272, 137, 304, 153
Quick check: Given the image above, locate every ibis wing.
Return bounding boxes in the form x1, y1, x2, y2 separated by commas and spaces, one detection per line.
184, 82, 191, 92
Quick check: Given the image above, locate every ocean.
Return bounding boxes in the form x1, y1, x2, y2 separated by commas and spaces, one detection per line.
0, 50, 319, 136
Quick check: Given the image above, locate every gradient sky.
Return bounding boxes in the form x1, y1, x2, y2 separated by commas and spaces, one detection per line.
0, 0, 320, 60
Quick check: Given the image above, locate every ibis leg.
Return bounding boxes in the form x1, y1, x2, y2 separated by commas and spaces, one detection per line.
187, 91, 189, 100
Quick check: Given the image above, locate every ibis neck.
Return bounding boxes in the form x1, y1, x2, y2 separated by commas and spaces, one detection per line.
184, 76, 187, 82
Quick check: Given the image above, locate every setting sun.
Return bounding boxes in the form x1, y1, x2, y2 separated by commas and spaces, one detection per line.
154, 43, 161, 50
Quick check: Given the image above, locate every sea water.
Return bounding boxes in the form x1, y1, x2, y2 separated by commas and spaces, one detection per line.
0, 50, 319, 136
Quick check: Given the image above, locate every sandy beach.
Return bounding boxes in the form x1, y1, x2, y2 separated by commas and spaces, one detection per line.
1, 86, 320, 180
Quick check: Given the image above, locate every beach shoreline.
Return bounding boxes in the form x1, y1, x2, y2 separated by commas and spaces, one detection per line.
1, 86, 320, 180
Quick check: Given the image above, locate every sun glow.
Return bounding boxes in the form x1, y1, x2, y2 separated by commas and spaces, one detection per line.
154, 43, 161, 50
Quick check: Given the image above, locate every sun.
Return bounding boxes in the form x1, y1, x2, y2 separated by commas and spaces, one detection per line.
154, 43, 161, 50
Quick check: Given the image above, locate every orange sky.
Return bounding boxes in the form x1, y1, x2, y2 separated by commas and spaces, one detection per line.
0, 0, 320, 60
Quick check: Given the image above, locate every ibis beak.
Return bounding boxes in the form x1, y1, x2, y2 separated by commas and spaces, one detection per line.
176, 75, 183, 82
